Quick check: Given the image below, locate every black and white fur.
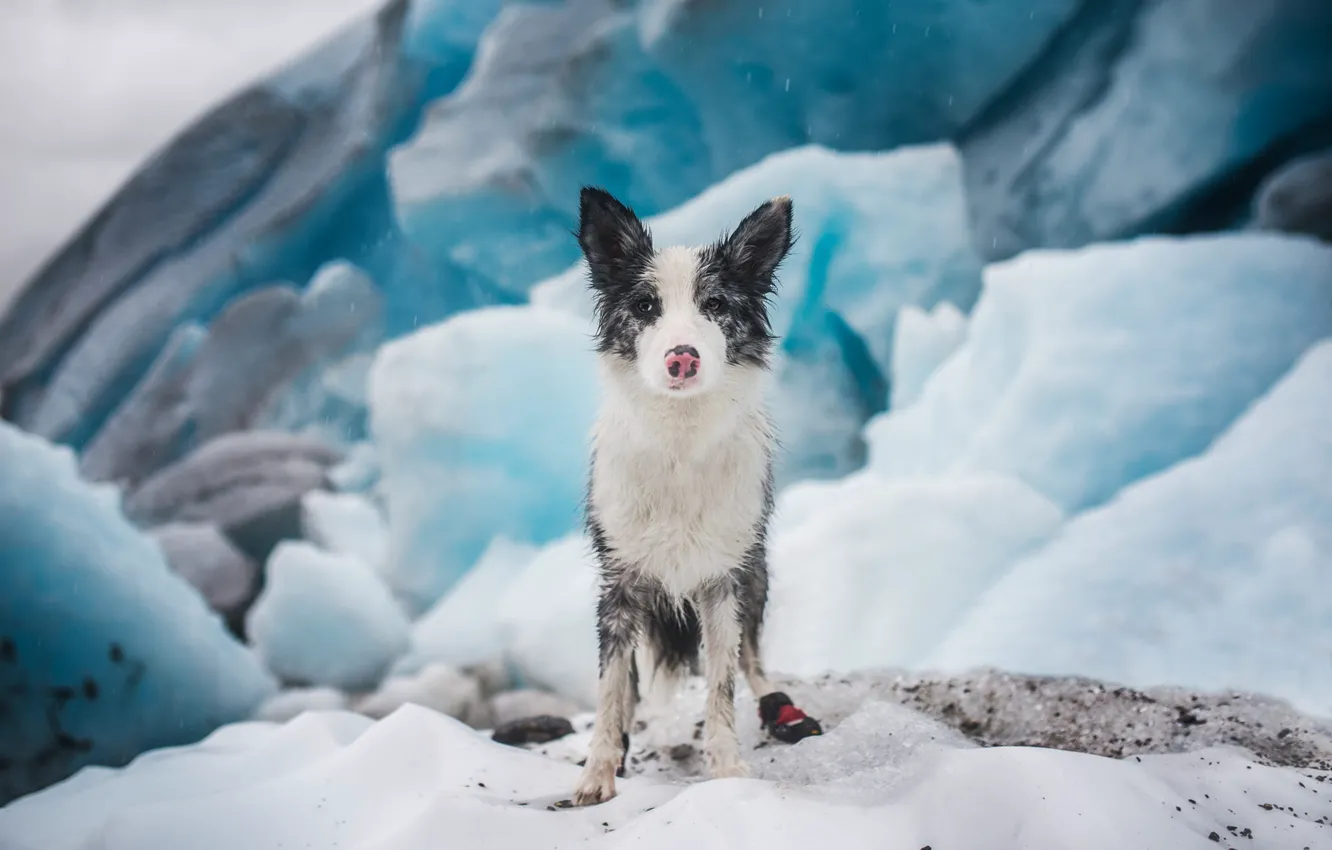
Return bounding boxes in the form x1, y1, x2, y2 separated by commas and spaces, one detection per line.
572, 188, 817, 807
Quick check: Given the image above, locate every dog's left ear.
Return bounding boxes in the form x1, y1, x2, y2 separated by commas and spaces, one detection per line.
724, 196, 793, 287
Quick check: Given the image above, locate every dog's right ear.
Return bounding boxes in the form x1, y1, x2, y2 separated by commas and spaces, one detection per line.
578, 187, 653, 289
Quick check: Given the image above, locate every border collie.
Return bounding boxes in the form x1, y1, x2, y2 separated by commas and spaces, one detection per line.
571, 187, 822, 806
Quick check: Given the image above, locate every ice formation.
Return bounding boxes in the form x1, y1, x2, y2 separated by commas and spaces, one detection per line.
867, 233, 1332, 512
928, 339, 1332, 717
246, 541, 410, 691
0, 421, 274, 805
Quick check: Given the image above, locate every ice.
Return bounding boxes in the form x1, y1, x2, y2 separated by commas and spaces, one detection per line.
245, 541, 409, 691
890, 302, 967, 410
867, 233, 1332, 512
496, 535, 601, 708
122, 430, 342, 561
3, 676, 1328, 850
368, 306, 600, 611
149, 522, 258, 626
0, 0, 426, 448
391, 0, 1070, 293
354, 663, 490, 727
82, 264, 381, 487
963, 0, 1332, 257
927, 339, 1332, 717
300, 490, 388, 574
78, 323, 207, 486
0, 420, 274, 804
763, 474, 1063, 678
396, 537, 540, 676
1253, 148, 1332, 242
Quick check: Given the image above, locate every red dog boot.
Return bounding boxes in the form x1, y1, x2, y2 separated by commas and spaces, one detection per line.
759, 692, 823, 743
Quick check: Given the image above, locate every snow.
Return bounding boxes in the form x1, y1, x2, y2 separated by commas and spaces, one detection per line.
396, 537, 540, 675
867, 233, 1332, 512
2, 685, 1327, 850
889, 302, 967, 410
368, 306, 600, 612
245, 541, 409, 692
300, 490, 389, 574
763, 474, 1064, 678
0, 420, 274, 805
927, 339, 1332, 718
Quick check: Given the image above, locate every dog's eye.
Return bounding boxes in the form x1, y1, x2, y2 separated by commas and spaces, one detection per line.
704, 296, 725, 312
635, 298, 656, 316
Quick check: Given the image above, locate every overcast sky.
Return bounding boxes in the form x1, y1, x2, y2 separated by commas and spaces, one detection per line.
0, 0, 386, 318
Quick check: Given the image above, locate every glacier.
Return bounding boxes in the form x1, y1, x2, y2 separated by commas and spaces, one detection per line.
0, 421, 274, 805
928, 339, 1332, 717
2, 0, 1332, 812
866, 233, 1332, 512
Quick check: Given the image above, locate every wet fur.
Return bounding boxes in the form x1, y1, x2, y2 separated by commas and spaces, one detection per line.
572, 188, 793, 806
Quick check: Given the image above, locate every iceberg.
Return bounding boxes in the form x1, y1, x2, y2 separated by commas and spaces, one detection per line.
149, 522, 259, 629
300, 489, 389, 574
928, 339, 1332, 717
867, 233, 1332, 512
368, 306, 600, 611
0, 421, 274, 805
246, 541, 410, 692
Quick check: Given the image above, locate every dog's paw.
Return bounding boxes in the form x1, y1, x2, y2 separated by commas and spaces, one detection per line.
572, 760, 618, 807
758, 691, 823, 744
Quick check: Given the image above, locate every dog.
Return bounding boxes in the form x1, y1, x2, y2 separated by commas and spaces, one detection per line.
571, 187, 822, 807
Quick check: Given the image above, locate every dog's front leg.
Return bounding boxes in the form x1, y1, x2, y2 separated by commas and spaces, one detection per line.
698, 579, 748, 780
573, 577, 641, 806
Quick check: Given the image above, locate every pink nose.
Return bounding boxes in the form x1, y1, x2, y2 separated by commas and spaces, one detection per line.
665, 345, 700, 381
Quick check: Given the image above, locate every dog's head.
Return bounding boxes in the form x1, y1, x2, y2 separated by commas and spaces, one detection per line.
576, 187, 792, 398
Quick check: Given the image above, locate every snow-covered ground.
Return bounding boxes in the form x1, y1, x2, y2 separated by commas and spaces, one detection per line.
2, 672, 1328, 850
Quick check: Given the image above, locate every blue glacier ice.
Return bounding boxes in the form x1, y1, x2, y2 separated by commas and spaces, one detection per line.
368, 306, 600, 613
0, 421, 275, 805
928, 339, 1332, 717
867, 233, 1332, 512
389, 0, 1073, 295
0, 0, 501, 452
962, 0, 1332, 258
246, 541, 410, 691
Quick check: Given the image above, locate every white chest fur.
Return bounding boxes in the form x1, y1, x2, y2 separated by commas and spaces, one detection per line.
590, 363, 773, 597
